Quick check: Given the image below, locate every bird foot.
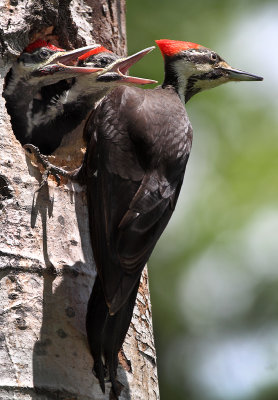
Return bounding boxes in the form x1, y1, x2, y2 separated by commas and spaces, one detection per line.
24, 144, 80, 189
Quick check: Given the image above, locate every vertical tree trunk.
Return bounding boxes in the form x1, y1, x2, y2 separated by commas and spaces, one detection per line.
0, 1, 159, 399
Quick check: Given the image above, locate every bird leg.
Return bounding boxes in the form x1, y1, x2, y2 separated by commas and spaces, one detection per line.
24, 144, 81, 189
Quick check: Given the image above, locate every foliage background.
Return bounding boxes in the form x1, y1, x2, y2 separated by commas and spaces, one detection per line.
127, 1, 278, 399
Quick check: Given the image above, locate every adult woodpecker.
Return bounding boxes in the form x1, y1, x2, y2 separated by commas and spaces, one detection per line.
3, 40, 102, 152
81, 39, 263, 396
26, 45, 156, 154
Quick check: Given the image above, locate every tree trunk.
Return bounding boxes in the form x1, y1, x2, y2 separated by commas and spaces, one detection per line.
0, 1, 159, 399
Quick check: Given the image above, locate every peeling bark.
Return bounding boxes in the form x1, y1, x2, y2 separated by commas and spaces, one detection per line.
0, 1, 159, 399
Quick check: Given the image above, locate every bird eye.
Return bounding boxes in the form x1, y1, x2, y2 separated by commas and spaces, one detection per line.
99, 57, 110, 68
39, 48, 50, 59
210, 53, 217, 62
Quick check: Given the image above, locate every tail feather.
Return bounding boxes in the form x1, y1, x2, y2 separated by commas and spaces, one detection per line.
105, 278, 140, 397
86, 276, 108, 393
86, 275, 141, 397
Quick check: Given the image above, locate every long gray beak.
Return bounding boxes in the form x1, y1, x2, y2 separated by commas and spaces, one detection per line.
222, 66, 263, 81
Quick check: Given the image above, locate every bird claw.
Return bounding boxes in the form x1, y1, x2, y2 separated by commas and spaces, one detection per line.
23, 143, 77, 189
35, 166, 61, 192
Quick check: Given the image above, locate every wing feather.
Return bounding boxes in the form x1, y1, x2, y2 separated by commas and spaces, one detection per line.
84, 85, 192, 314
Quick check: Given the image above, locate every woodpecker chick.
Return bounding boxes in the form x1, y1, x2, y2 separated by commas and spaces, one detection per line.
24, 45, 156, 154
82, 39, 263, 396
3, 40, 101, 148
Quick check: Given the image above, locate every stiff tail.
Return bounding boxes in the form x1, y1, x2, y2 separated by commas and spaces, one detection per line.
86, 275, 141, 397
86, 276, 108, 393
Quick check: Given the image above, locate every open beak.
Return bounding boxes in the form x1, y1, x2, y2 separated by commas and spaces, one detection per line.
50, 46, 158, 84
220, 63, 263, 81
38, 45, 103, 75
106, 46, 157, 84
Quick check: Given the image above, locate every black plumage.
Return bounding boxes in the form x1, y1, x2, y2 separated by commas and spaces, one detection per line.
82, 85, 192, 394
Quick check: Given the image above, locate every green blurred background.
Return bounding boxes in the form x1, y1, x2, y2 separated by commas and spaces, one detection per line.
127, 1, 278, 399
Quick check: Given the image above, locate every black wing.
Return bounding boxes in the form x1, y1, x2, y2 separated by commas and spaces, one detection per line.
84, 85, 192, 395
84, 85, 192, 315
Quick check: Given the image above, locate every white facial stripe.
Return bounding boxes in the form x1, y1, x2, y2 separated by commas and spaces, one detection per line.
172, 59, 214, 103
172, 61, 188, 104
173, 58, 213, 77
4, 63, 31, 96
172, 57, 228, 102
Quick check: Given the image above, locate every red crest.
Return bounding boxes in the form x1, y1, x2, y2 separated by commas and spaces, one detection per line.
155, 39, 201, 57
25, 39, 65, 53
78, 46, 113, 61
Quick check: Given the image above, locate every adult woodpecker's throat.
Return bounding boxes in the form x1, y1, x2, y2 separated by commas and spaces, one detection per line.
156, 39, 263, 104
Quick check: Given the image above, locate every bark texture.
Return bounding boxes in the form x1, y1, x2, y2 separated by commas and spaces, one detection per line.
0, 1, 159, 399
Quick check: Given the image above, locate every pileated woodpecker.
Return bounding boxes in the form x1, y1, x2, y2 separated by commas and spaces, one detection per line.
3, 40, 102, 152
25, 45, 156, 154
80, 39, 263, 396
